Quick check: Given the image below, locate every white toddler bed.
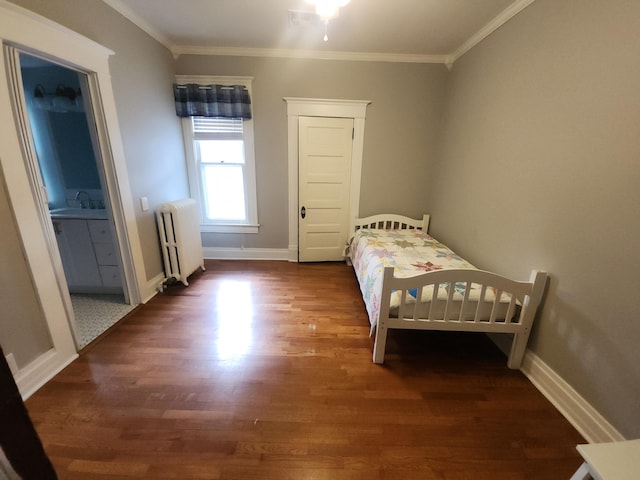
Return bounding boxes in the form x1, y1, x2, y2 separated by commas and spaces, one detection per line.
348, 214, 546, 369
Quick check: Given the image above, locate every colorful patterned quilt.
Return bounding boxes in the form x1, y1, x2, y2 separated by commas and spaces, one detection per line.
350, 228, 495, 327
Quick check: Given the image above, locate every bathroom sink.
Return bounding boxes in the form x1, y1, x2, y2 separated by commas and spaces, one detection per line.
49, 207, 108, 219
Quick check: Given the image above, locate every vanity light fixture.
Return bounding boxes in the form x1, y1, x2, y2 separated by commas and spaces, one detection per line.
33, 83, 83, 112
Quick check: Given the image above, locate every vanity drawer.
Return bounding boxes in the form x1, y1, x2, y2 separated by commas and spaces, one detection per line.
87, 219, 113, 244
99, 265, 121, 288
93, 242, 118, 266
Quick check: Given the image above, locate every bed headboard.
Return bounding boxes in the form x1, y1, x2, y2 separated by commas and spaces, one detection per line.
354, 214, 430, 232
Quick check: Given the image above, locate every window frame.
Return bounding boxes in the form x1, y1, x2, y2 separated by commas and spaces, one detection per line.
177, 75, 258, 234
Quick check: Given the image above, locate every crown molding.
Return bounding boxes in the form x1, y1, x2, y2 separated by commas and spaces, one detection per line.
172, 45, 447, 64
101, 0, 176, 52
449, 0, 536, 65
101, 0, 536, 66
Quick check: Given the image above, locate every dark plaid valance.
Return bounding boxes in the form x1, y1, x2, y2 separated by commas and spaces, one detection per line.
173, 83, 252, 119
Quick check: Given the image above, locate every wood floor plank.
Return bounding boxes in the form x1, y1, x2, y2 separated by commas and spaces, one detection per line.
25, 260, 585, 479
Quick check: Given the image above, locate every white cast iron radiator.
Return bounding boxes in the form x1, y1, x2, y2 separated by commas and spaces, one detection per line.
156, 198, 205, 287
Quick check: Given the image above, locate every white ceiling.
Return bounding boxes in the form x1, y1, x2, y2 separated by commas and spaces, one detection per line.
102, 0, 535, 64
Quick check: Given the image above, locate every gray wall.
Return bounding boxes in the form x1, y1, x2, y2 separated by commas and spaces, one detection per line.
10, 0, 189, 281
0, 169, 52, 368
176, 55, 448, 248
431, 0, 640, 438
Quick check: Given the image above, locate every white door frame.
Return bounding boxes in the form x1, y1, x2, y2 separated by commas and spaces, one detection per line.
0, 1, 147, 397
284, 97, 370, 262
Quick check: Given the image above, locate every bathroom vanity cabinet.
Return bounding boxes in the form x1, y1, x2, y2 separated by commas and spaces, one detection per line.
51, 212, 122, 294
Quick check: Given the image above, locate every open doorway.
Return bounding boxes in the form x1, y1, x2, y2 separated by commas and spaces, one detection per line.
16, 52, 134, 349
0, 2, 147, 396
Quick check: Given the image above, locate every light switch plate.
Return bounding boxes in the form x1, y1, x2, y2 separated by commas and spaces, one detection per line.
140, 196, 149, 211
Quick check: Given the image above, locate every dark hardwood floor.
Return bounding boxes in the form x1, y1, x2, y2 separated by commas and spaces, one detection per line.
25, 260, 585, 479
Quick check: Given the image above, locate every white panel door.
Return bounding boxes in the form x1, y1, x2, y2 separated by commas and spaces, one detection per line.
298, 116, 354, 262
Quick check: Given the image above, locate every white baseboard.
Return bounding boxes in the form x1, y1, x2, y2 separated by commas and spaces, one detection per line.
141, 272, 166, 303
521, 350, 625, 443
15, 348, 78, 400
4, 353, 18, 375
203, 247, 289, 261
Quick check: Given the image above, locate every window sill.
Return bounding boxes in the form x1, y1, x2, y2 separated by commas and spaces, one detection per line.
200, 223, 259, 234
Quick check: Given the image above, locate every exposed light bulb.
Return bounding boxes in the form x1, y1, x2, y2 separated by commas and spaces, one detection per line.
305, 0, 351, 20
316, 3, 339, 19
305, 0, 351, 41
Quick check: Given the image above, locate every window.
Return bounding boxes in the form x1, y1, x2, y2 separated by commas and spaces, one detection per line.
179, 76, 258, 233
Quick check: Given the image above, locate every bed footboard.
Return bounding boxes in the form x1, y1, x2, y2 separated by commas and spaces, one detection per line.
373, 268, 547, 369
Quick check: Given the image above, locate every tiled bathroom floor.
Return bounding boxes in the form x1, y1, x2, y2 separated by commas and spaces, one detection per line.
70, 294, 135, 349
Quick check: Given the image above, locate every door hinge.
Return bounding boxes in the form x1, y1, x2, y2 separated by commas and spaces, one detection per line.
352, 128, 354, 139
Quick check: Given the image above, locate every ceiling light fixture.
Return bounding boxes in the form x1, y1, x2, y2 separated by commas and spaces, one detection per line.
305, 0, 351, 42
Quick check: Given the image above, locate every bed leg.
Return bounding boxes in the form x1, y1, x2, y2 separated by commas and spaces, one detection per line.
508, 270, 546, 369
372, 322, 388, 364
507, 330, 531, 369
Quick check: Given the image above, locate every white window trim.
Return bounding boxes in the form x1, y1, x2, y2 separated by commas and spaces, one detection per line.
177, 75, 258, 234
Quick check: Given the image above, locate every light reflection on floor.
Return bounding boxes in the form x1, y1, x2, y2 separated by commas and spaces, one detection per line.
215, 280, 253, 361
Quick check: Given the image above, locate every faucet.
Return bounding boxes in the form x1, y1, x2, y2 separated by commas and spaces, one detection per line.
75, 190, 92, 209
